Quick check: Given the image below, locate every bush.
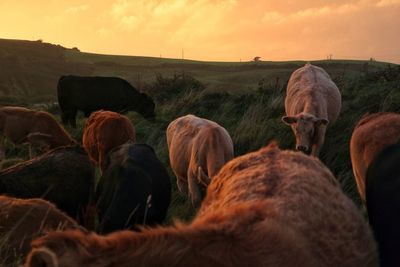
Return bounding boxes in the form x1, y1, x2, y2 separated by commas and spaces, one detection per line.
146, 72, 205, 104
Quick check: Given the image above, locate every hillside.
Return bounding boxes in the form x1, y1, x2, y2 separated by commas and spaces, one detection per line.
0, 38, 393, 104
0, 37, 400, 237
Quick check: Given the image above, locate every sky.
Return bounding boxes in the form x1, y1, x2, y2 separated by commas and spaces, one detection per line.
0, 0, 399, 63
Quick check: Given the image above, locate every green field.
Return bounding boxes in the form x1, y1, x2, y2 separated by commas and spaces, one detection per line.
0, 38, 399, 265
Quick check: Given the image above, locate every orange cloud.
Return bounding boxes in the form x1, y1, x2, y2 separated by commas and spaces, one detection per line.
0, 0, 398, 63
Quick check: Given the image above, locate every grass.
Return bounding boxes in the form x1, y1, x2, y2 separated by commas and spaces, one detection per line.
0, 38, 399, 263
0, 38, 393, 100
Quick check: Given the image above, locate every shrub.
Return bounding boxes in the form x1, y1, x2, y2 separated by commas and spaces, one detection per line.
146, 72, 205, 104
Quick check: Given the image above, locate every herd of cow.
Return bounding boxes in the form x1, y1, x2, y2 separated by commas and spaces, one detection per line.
0, 63, 397, 266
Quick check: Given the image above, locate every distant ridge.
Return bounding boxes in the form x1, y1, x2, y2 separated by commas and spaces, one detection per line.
0, 38, 394, 104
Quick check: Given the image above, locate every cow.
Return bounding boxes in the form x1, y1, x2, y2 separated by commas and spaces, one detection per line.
282, 63, 341, 157
0, 145, 95, 223
0, 106, 77, 159
350, 112, 400, 202
95, 142, 171, 233
366, 144, 400, 267
57, 75, 155, 127
82, 110, 136, 173
0, 196, 78, 265
24, 143, 378, 267
166, 114, 234, 206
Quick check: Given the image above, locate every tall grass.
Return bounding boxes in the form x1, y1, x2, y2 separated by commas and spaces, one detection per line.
1, 64, 399, 264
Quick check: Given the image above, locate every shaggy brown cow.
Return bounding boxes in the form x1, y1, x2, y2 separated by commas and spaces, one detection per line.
82, 110, 136, 173
350, 112, 400, 202
0, 145, 95, 222
0, 196, 78, 265
24, 143, 377, 267
166, 114, 234, 205
282, 63, 341, 156
0, 106, 76, 159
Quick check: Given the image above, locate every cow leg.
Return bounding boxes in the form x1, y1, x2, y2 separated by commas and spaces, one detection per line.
187, 171, 201, 206
99, 153, 106, 175
0, 135, 5, 160
311, 127, 326, 157
29, 145, 38, 158
98, 144, 110, 175
69, 111, 77, 128
61, 113, 69, 125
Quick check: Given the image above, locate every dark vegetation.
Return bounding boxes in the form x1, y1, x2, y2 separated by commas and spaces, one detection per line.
0, 38, 399, 266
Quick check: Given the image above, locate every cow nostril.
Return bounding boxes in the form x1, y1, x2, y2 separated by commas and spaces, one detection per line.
296, 145, 307, 152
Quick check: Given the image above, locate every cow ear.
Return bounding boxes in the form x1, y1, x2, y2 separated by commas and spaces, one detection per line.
25, 247, 58, 267
316, 118, 329, 127
282, 116, 297, 125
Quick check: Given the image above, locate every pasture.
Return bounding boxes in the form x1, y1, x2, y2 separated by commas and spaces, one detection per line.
0, 38, 399, 266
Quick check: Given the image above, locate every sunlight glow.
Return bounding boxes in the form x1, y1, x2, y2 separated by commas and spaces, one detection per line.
0, 0, 398, 63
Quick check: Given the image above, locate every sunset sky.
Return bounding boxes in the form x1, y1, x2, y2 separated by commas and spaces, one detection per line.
1, 0, 399, 63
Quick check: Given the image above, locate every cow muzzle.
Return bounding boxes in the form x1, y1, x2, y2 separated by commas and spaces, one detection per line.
296, 145, 311, 155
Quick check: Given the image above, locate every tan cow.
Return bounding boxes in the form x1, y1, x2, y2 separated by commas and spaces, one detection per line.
166, 114, 234, 206
0, 106, 76, 159
24, 143, 377, 267
0, 195, 78, 265
82, 110, 136, 173
282, 63, 341, 156
350, 112, 400, 202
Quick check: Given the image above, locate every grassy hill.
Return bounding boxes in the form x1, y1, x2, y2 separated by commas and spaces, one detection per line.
0, 38, 400, 265
0, 38, 392, 102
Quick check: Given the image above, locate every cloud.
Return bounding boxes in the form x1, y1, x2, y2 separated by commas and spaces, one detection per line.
261, 11, 284, 24
96, 27, 111, 36
65, 4, 89, 14
262, 3, 360, 25
109, 0, 238, 43
375, 0, 400, 6
6, 0, 396, 62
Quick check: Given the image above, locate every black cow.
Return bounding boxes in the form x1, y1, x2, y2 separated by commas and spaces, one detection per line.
366, 143, 400, 267
57, 75, 155, 127
95, 142, 171, 233
0, 145, 95, 222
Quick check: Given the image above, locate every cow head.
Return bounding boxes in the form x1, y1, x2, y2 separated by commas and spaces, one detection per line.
282, 113, 328, 154
138, 93, 156, 120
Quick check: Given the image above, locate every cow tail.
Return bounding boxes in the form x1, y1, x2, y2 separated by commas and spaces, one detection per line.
197, 166, 211, 186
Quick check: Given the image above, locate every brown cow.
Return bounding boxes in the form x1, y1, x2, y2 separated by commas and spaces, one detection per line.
350, 112, 400, 202
82, 110, 136, 173
0, 106, 76, 159
282, 63, 341, 156
166, 114, 234, 206
24, 143, 377, 267
0, 196, 78, 265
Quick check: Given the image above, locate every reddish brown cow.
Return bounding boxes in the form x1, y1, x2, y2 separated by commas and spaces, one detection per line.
350, 112, 400, 202
82, 110, 136, 173
0, 196, 78, 264
24, 143, 377, 267
282, 63, 341, 157
167, 114, 234, 205
0, 106, 76, 159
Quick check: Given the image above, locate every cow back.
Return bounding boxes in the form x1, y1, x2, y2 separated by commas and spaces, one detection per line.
0, 145, 95, 221
57, 76, 155, 118
96, 143, 171, 233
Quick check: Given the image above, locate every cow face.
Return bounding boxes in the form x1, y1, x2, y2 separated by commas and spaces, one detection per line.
282, 113, 328, 154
